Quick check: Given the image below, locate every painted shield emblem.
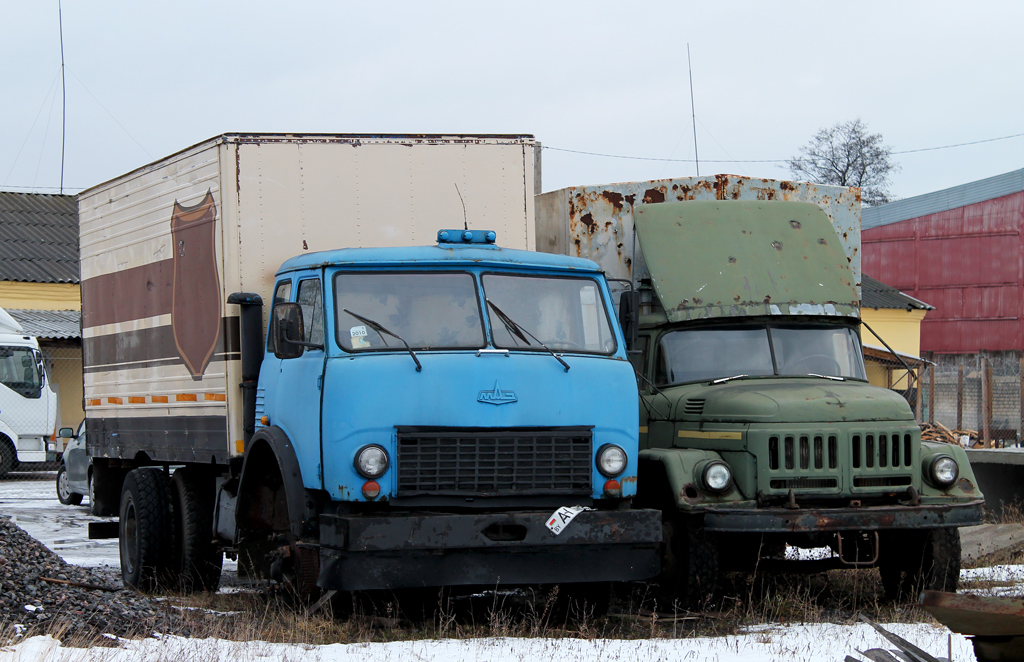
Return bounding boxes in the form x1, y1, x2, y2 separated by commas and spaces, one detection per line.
171, 190, 221, 380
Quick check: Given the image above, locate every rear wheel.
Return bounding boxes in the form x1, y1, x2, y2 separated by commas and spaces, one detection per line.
879, 528, 961, 601
169, 469, 223, 592
119, 468, 174, 592
56, 464, 83, 505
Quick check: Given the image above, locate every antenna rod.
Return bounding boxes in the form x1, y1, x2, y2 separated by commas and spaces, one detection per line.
454, 183, 467, 230
687, 43, 699, 177
59, 0, 66, 194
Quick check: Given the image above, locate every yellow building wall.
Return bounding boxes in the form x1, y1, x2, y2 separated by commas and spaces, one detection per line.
861, 307, 928, 390
0, 282, 80, 310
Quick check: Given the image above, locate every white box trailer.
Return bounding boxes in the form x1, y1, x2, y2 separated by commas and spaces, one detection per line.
78, 133, 539, 469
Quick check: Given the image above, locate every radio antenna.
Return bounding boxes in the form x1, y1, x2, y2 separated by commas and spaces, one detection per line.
454, 183, 467, 230
59, 0, 67, 193
687, 43, 699, 177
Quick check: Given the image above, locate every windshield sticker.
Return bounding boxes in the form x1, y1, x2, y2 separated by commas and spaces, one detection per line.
350, 325, 369, 348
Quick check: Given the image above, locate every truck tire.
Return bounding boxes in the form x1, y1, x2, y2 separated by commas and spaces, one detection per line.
0, 436, 15, 476
879, 528, 961, 600
170, 469, 222, 592
658, 515, 719, 611
91, 463, 125, 517
56, 464, 83, 505
119, 467, 175, 592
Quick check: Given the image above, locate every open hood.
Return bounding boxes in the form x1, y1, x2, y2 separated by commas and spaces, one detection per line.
633, 200, 859, 322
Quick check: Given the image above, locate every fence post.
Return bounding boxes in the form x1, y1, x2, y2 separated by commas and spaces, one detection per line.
1019, 352, 1023, 445
928, 362, 936, 425
982, 356, 992, 448
916, 365, 924, 424
957, 363, 964, 431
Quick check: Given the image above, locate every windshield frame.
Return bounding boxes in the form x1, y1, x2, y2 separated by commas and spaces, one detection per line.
652, 318, 868, 387
332, 269, 486, 353
480, 271, 618, 356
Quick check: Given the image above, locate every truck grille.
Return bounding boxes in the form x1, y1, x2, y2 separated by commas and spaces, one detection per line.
395, 427, 593, 497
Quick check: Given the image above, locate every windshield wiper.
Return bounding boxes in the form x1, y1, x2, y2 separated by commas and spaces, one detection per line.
485, 299, 570, 372
711, 374, 748, 385
807, 373, 845, 381
343, 309, 422, 372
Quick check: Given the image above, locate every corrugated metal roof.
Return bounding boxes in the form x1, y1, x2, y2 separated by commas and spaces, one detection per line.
861, 275, 934, 311
863, 168, 1024, 230
0, 191, 79, 283
6, 309, 80, 339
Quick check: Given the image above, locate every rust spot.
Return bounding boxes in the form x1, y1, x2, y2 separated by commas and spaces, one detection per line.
764, 295, 772, 303
621, 475, 637, 484
733, 294, 741, 302
780, 180, 796, 192
728, 256, 737, 263
624, 193, 636, 206
789, 220, 801, 229
693, 297, 702, 305
604, 221, 613, 229
580, 212, 596, 233
818, 238, 828, 245
958, 478, 975, 493
643, 188, 666, 204
771, 241, 783, 251
601, 190, 625, 213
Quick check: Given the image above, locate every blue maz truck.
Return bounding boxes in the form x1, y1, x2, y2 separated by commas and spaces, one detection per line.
76, 134, 661, 597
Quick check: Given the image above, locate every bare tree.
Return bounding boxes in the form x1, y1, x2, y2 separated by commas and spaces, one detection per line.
788, 119, 900, 206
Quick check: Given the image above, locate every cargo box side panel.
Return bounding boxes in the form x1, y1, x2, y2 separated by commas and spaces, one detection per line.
79, 141, 234, 464
232, 137, 537, 333
535, 175, 861, 293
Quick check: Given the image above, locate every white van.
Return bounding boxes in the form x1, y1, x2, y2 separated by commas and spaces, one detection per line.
0, 308, 57, 475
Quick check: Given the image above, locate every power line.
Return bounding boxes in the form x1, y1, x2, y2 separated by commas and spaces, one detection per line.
543, 131, 1024, 165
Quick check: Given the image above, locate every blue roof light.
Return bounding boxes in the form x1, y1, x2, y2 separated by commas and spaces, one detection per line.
437, 229, 497, 245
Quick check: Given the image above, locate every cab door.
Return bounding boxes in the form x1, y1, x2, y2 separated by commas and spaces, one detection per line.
271, 276, 327, 488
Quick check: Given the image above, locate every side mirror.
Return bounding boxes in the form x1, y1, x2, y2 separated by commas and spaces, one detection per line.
618, 290, 641, 352
272, 302, 306, 360
58, 427, 75, 439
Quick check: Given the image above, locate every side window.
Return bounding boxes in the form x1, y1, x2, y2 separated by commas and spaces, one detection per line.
296, 279, 324, 348
267, 280, 293, 353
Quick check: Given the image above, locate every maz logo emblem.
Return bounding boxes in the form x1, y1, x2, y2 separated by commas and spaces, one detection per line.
478, 381, 518, 405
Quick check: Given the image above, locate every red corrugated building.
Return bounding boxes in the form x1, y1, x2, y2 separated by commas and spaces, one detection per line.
862, 169, 1024, 442
863, 169, 1024, 355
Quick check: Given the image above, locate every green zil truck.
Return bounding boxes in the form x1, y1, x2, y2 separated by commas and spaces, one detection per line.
537, 176, 985, 605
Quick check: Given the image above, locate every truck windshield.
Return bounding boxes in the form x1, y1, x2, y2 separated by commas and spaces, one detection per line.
481, 274, 616, 354
334, 272, 484, 351
655, 323, 867, 385
0, 346, 43, 398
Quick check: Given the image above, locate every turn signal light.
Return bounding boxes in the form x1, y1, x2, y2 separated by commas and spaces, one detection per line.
260, 415, 270, 426
603, 479, 622, 498
362, 481, 381, 499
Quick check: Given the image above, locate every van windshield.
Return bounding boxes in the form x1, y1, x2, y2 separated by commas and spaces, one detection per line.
655, 323, 867, 385
0, 346, 43, 398
334, 272, 485, 351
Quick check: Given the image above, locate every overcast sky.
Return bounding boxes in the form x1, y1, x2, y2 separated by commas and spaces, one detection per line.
2, 1, 1022, 201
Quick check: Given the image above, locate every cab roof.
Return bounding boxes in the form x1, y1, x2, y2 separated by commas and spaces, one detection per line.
277, 242, 602, 275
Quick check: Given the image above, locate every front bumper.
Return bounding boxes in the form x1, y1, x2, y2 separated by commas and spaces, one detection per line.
704, 499, 986, 533
318, 508, 662, 591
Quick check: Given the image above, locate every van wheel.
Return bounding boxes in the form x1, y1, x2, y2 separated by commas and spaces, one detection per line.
879, 528, 961, 600
119, 468, 174, 592
170, 469, 222, 592
56, 464, 83, 505
0, 436, 15, 476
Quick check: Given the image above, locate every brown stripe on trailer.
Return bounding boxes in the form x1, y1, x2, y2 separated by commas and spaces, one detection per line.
83, 317, 240, 373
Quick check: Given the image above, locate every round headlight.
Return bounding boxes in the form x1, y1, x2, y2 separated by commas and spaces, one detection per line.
355, 445, 389, 479
701, 461, 733, 494
596, 444, 627, 478
929, 454, 959, 487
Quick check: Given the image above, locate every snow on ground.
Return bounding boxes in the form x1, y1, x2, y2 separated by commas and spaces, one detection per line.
0, 623, 973, 662
0, 473, 994, 661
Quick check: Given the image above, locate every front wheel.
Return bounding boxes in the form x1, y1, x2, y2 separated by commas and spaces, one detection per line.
878, 528, 961, 601
119, 468, 174, 592
657, 515, 719, 611
56, 464, 83, 505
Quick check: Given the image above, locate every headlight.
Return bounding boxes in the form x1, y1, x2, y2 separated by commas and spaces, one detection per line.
928, 454, 959, 487
596, 444, 627, 478
700, 460, 733, 494
355, 445, 389, 479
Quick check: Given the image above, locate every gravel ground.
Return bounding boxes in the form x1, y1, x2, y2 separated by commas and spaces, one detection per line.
0, 515, 195, 642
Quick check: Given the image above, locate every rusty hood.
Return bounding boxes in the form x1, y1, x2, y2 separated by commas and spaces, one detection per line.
633, 200, 860, 322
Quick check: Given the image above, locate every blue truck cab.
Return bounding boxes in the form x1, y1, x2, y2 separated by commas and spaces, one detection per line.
228, 229, 661, 592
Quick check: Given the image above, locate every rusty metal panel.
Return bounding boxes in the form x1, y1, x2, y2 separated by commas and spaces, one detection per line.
863, 190, 1024, 353
535, 175, 861, 298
